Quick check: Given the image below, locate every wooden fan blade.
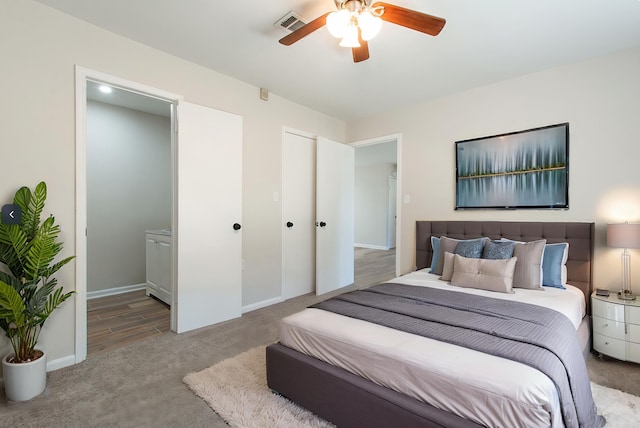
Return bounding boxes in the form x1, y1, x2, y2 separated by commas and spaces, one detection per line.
352, 29, 370, 63
279, 12, 331, 46
372, 2, 446, 36
352, 42, 369, 62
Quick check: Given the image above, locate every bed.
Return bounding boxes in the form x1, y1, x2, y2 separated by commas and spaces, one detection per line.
266, 221, 601, 428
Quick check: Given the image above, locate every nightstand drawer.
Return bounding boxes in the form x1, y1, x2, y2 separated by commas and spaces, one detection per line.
628, 342, 640, 364
592, 315, 626, 340
628, 323, 640, 344
593, 333, 626, 360
627, 305, 640, 325
592, 298, 625, 322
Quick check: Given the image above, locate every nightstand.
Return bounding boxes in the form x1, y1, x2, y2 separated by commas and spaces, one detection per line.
592, 291, 640, 363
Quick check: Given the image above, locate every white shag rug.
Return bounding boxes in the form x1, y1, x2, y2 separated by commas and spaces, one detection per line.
184, 346, 640, 428
183, 346, 334, 428
591, 382, 640, 427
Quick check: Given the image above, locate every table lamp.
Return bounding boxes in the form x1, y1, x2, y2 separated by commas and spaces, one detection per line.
607, 222, 640, 300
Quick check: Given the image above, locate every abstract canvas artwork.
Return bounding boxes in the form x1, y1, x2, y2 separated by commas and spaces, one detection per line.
455, 123, 569, 209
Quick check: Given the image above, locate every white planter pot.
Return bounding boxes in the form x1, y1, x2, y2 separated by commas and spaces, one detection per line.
2, 351, 47, 401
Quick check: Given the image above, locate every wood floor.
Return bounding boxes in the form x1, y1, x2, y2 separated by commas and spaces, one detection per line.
87, 290, 170, 356
87, 247, 396, 357
354, 246, 397, 289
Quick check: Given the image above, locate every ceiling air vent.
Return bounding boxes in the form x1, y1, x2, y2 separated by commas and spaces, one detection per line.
275, 11, 307, 33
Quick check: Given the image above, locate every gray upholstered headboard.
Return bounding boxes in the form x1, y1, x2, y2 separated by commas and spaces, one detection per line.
416, 221, 595, 313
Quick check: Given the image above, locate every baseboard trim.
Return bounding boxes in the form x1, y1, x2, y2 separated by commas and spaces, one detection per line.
87, 283, 146, 300
354, 243, 391, 250
242, 296, 284, 314
47, 354, 76, 372
0, 353, 76, 382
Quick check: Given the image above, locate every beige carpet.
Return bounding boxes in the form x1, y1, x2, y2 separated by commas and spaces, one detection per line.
184, 346, 640, 428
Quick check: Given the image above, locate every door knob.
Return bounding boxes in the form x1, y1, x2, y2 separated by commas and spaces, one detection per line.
319, 221, 327, 227
286, 221, 293, 228
233, 223, 242, 231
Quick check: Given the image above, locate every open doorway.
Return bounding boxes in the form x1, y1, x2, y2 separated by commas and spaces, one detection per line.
76, 67, 244, 363
75, 68, 182, 362
352, 135, 401, 285
84, 80, 173, 356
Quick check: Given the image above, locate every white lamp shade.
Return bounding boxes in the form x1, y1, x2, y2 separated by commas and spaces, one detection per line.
358, 11, 382, 41
327, 10, 351, 38
607, 223, 640, 249
339, 25, 361, 47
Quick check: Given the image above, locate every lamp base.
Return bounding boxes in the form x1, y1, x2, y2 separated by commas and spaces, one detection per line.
618, 289, 636, 301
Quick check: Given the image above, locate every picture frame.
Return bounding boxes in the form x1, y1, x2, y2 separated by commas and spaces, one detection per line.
455, 123, 569, 210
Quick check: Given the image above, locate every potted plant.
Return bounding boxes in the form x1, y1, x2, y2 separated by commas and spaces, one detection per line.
0, 181, 74, 401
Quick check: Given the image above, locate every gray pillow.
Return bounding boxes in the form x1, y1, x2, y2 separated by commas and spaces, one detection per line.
440, 251, 455, 281
483, 240, 515, 260
450, 254, 517, 294
511, 239, 546, 290
434, 236, 489, 275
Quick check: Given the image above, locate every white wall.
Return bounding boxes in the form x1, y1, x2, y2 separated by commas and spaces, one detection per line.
87, 100, 171, 294
355, 163, 396, 248
0, 0, 345, 368
346, 47, 640, 294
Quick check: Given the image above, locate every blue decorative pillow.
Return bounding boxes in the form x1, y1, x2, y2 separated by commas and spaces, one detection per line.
429, 236, 440, 273
434, 236, 489, 275
454, 239, 485, 259
542, 243, 569, 289
483, 240, 515, 260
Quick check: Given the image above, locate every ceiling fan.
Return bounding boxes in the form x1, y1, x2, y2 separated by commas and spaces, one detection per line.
279, 0, 446, 63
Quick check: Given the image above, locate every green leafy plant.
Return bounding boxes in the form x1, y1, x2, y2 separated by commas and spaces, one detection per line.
0, 182, 74, 363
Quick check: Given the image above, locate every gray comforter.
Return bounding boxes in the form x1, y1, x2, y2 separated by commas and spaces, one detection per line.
311, 283, 605, 428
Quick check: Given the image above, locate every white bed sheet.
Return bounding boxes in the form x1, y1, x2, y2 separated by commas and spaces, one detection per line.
396, 270, 586, 329
278, 270, 587, 428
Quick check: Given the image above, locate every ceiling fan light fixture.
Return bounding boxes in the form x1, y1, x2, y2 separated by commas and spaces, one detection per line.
358, 10, 382, 41
327, 9, 351, 38
339, 24, 361, 47
279, 0, 446, 63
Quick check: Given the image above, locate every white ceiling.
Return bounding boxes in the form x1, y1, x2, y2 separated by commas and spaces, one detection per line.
36, 0, 640, 121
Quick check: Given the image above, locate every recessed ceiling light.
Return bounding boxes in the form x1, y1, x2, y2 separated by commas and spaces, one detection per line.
98, 85, 112, 94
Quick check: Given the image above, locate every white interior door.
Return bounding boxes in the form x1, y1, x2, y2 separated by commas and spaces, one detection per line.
387, 176, 397, 249
316, 137, 355, 295
176, 101, 242, 333
282, 132, 316, 299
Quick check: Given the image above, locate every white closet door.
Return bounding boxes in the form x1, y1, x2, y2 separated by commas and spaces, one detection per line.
282, 132, 316, 299
387, 176, 397, 249
176, 101, 242, 333
316, 137, 354, 295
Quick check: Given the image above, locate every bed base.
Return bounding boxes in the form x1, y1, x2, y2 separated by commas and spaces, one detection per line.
267, 319, 592, 428
266, 343, 482, 428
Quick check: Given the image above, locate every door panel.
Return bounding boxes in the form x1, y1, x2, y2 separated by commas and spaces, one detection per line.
176, 101, 242, 333
388, 176, 397, 249
282, 132, 316, 299
316, 137, 355, 295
